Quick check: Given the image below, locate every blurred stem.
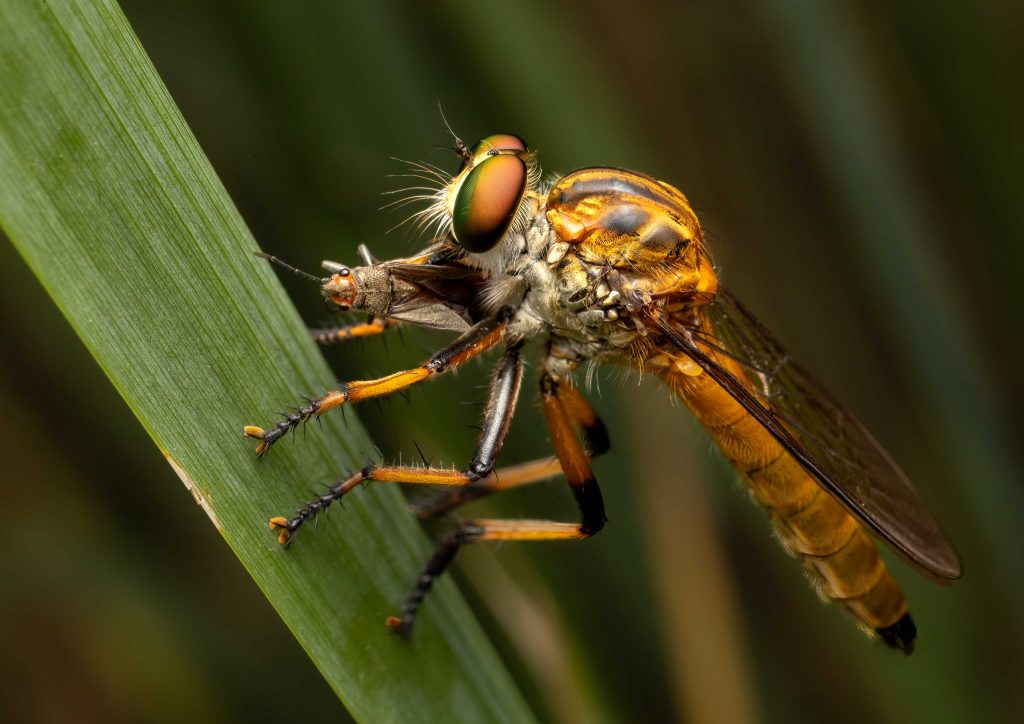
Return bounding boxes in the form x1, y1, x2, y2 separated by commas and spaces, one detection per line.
627, 382, 759, 724
461, 548, 612, 724
746, 0, 1023, 602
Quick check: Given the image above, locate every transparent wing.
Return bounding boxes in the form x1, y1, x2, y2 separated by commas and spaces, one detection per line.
653, 289, 961, 581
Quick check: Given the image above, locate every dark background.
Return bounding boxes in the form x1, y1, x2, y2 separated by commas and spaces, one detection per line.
2, 1, 1022, 721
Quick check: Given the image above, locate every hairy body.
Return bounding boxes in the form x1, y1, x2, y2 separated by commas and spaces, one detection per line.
248, 136, 958, 650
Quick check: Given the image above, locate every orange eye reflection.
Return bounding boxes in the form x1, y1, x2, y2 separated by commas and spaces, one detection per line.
452, 154, 527, 253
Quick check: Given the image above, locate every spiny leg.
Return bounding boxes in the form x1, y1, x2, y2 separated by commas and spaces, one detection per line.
388, 517, 602, 638
310, 318, 396, 346
244, 308, 511, 456
410, 456, 563, 520
268, 343, 524, 544
413, 380, 611, 519
384, 519, 587, 635
388, 371, 607, 636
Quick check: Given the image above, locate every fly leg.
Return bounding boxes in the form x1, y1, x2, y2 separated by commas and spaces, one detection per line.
267, 344, 524, 544
387, 372, 607, 636
310, 318, 396, 346
412, 381, 610, 519
537, 372, 608, 536
411, 457, 563, 520
244, 309, 511, 456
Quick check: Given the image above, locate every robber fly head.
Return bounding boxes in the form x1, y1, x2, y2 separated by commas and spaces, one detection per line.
444, 134, 538, 254
388, 133, 538, 255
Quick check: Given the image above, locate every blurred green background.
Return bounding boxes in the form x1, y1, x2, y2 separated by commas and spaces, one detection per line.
2, 0, 1022, 721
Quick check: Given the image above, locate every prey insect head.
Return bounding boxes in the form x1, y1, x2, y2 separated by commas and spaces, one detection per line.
255, 251, 357, 310
320, 260, 357, 311
447, 133, 535, 254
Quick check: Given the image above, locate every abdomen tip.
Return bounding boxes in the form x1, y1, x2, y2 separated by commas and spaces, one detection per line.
876, 613, 917, 655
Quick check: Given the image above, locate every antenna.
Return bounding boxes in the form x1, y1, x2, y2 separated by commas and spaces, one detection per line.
436, 101, 470, 162
254, 252, 323, 283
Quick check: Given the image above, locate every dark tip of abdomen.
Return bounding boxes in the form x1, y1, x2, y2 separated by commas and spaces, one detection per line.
876, 613, 917, 655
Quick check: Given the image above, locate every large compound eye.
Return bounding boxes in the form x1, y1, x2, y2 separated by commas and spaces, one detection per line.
452, 154, 527, 253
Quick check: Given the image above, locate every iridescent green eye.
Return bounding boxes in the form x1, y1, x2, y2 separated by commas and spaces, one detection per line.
453, 154, 527, 253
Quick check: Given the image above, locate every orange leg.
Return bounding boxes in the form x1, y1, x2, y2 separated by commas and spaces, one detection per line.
269, 344, 525, 543
244, 309, 510, 456
410, 456, 563, 520
386, 372, 607, 636
271, 456, 566, 545
387, 517, 600, 638
413, 380, 610, 519
310, 318, 396, 346
384, 519, 588, 635
268, 464, 470, 545
539, 374, 607, 536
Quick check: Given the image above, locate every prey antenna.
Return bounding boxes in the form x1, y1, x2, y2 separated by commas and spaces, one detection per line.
255, 252, 324, 284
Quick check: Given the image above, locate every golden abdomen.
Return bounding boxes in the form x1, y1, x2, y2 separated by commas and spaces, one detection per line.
660, 361, 910, 634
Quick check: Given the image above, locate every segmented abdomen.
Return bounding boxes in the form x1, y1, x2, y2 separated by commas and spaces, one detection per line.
659, 360, 911, 641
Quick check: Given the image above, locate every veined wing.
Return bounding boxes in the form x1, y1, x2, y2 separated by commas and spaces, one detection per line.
651, 289, 961, 581
382, 260, 486, 332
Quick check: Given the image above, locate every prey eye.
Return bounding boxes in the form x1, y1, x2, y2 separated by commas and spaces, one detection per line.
452, 154, 527, 253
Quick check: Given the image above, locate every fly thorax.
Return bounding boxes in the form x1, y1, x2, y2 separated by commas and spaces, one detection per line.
554, 256, 592, 310
523, 250, 641, 353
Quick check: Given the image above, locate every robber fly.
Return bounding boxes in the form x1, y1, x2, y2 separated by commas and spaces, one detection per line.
245, 133, 960, 652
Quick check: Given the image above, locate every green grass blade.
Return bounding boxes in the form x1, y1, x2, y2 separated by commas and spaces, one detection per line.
0, 1, 533, 721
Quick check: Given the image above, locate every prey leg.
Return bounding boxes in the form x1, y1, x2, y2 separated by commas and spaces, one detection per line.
310, 318, 396, 346
413, 380, 610, 519
268, 344, 524, 544
244, 309, 511, 456
388, 372, 607, 636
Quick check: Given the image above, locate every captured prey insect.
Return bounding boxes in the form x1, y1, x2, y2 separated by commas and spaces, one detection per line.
245, 133, 961, 651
